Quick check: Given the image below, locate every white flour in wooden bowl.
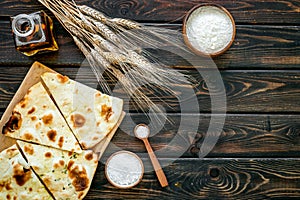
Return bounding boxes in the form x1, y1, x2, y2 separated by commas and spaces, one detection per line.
135, 124, 149, 139
105, 151, 144, 188
185, 5, 235, 55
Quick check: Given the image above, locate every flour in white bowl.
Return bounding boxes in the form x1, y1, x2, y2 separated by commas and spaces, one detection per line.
186, 5, 234, 55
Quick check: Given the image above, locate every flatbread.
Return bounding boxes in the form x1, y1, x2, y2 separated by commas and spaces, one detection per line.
2, 82, 82, 153
17, 140, 98, 200
0, 144, 53, 200
41, 72, 123, 149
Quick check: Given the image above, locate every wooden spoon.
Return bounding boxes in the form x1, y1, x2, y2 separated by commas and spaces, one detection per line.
134, 124, 168, 187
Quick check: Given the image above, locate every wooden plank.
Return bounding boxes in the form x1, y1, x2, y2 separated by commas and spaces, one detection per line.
86, 158, 300, 199
0, 0, 300, 24
101, 114, 300, 158
0, 66, 299, 113
0, 20, 299, 69
1, 109, 299, 158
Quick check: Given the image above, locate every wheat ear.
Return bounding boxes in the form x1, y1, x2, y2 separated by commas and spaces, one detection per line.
37, 0, 192, 124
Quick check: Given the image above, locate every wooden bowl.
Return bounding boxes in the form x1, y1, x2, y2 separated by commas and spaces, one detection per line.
182, 4, 236, 57
105, 151, 144, 189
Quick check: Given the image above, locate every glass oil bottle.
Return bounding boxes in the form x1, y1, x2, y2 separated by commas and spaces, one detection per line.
11, 10, 59, 56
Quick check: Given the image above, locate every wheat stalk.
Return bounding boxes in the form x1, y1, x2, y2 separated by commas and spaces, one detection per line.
38, 0, 192, 124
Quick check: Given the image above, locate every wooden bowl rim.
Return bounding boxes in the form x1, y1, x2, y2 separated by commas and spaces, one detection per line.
105, 150, 144, 189
182, 3, 236, 57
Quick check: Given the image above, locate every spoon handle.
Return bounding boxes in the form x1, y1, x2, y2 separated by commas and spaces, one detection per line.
143, 138, 168, 187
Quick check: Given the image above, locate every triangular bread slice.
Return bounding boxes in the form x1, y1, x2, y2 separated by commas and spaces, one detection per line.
2, 82, 82, 153
41, 72, 123, 149
0, 144, 53, 200
17, 140, 98, 200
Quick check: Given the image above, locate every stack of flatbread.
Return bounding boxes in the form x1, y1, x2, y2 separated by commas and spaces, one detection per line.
0, 71, 124, 199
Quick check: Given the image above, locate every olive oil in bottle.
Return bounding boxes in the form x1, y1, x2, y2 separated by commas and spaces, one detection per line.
11, 10, 58, 56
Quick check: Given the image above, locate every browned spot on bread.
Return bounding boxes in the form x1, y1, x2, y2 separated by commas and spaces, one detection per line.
53, 163, 60, 169
85, 152, 94, 161
26, 89, 32, 95
68, 165, 89, 191
62, 101, 70, 107
13, 196, 17, 200
87, 108, 92, 113
29, 187, 32, 192
58, 136, 64, 148
71, 114, 86, 128
57, 74, 69, 83
13, 164, 31, 186
92, 136, 99, 141
106, 112, 113, 122
96, 122, 100, 127
33, 166, 39, 171
42, 177, 51, 186
31, 116, 37, 121
42, 105, 47, 109
19, 97, 28, 108
59, 160, 65, 166
68, 151, 73, 157
27, 107, 35, 115
1, 181, 12, 193
0, 183, 3, 192
78, 191, 85, 199
45, 152, 52, 158
3, 111, 22, 134
67, 160, 75, 170
24, 144, 34, 155
47, 130, 57, 142
101, 105, 113, 122
42, 113, 53, 125
6, 194, 11, 199
101, 105, 110, 116
95, 92, 101, 97
35, 122, 41, 129
5, 182, 12, 190
22, 132, 34, 141
80, 142, 87, 149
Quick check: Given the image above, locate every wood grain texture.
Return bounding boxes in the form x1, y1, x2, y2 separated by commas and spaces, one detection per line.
99, 114, 300, 158
1, 110, 299, 158
1, 0, 299, 199
0, 66, 299, 113
0, 20, 299, 69
0, 0, 300, 24
85, 158, 300, 199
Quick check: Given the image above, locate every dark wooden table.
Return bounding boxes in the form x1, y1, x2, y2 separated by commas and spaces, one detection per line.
1, 0, 300, 199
